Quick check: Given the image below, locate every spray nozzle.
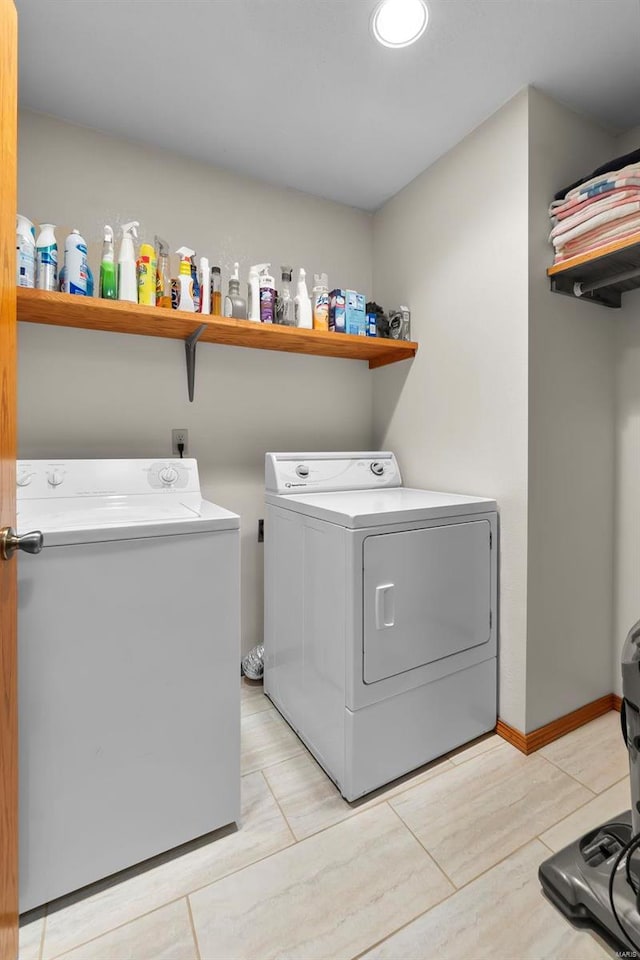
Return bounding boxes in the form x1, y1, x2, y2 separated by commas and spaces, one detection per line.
155, 235, 169, 257
231, 262, 240, 282
103, 225, 114, 244
250, 262, 270, 277
121, 220, 139, 240
176, 246, 195, 260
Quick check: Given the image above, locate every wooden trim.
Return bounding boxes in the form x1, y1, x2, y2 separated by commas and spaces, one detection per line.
0, 1, 18, 957
496, 694, 617, 755
547, 231, 640, 276
17, 289, 418, 370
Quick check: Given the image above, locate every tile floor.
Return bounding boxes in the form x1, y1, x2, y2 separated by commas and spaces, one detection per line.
19, 683, 629, 960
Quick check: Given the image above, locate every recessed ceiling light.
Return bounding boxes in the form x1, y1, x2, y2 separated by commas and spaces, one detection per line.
371, 0, 429, 49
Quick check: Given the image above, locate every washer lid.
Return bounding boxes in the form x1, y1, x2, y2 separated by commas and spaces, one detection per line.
18, 494, 239, 546
265, 487, 497, 528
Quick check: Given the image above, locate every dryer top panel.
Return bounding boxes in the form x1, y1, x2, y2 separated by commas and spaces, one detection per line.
265, 452, 402, 495
265, 486, 497, 529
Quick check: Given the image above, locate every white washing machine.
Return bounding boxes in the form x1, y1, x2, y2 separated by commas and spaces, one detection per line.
17, 459, 240, 912
264, 452, 498, 801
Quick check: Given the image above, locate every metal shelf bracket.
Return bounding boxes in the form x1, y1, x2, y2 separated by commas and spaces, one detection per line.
185, 324, 207, 402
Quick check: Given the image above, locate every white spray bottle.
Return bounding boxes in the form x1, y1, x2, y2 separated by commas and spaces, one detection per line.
176, 247, 196, 312
199, 256, 211, 313
118, 220, 139, 302
294, 268, 312, 329
248, 263, 269, 321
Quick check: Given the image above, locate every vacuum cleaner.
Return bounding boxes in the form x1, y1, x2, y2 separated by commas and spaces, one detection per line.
539, 618, 640, 955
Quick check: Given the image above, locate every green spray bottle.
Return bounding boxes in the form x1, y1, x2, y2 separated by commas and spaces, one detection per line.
99, 225, 117, 299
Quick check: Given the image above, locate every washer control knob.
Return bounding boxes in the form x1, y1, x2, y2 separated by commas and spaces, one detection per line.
370, 461, 385, 476
47, 470, 64, 487
296, 464, 310, 479
159, 466, 179, 485
17, 471, 34, 487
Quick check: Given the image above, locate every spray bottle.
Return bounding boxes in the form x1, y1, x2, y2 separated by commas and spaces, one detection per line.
312, 273, 329, 331
224, 262, 247, 319
175, 247, 196, 312
155, 236, 171, 308
259, 264, 276, 324
118, 221, 139, 302
63, 229, 89, 296
199, 257, 211, 313
16, 215, 36, 288
248, 263, 269, 321
294, 268, 312, 329
35, 223, 58, 291
275, 266, 295, 325
137, 241, 157, 306
99, 225, 117, 299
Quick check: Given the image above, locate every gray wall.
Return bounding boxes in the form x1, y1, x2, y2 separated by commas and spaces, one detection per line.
526, 89, 616, 729
372, 91, 531, 731
613, 123, 640, 691
18, 111, 374, 655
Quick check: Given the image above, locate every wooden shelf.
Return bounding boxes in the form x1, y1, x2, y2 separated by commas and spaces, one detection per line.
547, 231, 640, 308
18, 289, 417, 368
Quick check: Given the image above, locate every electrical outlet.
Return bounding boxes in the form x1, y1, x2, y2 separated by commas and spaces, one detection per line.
171, 428, 189, 457
258, 519, 264, 542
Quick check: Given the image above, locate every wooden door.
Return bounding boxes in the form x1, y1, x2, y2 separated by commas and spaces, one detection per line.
0, 1, 18, 958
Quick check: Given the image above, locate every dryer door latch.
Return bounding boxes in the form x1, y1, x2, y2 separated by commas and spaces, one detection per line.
375, 583, 395, 629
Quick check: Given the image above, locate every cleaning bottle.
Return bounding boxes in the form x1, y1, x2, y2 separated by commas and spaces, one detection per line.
155, 236, 171, 308
294, 268, 312, 329
189, 253, 200, 311
259, 264, 276, 324
223, 262, 247, 319
137, 241, 157, 306
16, 215, 36, 288
248, 263, 268, 321
175, 247, 196, 312
275, 266, 295, 326
63, 229, 89, 296
99, 225, 117, 300
35, 223, 58, 291
117, 221, 139, 303
199, 257, 211, 313
210, 266, 222, 315
312, 273, 329, 331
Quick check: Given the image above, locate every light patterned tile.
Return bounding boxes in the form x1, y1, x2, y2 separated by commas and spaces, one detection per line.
190, 803, 453, 960
362, 840, 610, 960
241, 705, 304, 774
240, 678, 269, 717
390, 743, 593, 886
540, 777, 630, 852
56, 899, 196, 960
19, 907, 45, 960
42, 772, 293, 960
264, 749, 453, 840
448, 733, 506, 765
540, 713, 628, 793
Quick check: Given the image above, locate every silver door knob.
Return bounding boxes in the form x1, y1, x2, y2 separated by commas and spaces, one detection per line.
0, 527, 44, 561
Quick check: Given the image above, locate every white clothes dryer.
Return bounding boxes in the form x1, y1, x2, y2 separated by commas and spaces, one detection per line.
264, 452, 497, 801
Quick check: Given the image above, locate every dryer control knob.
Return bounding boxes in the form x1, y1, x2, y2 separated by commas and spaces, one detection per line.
370, 462, 385, 476
159, 466, 179, 485
47, 470, 63, 487
17, 471, 34, 487
296, 465, 310, 479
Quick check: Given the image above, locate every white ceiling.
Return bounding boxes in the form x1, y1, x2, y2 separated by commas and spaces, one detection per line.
16, 0, 640, 211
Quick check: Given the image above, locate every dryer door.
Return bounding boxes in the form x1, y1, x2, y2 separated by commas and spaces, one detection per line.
363, 520, 491, 683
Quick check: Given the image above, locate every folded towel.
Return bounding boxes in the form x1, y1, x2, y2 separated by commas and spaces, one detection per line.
554, 220, 640, 262
553, 145, 640, 201
550, 186, 640, 223
552, 201, 640, 249
550, 192, 640, 237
